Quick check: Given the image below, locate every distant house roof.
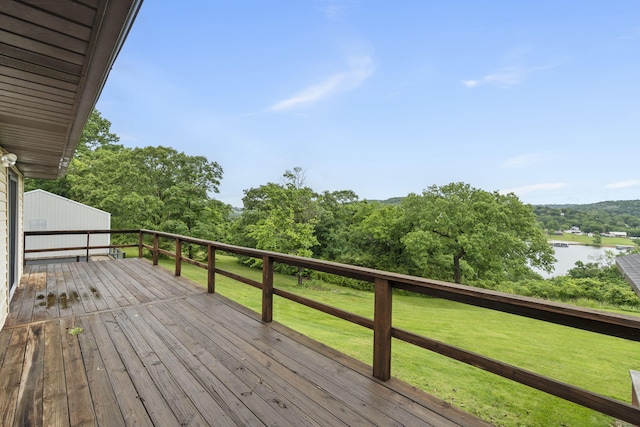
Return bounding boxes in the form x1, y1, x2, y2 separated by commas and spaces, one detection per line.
616, 254, 640, 299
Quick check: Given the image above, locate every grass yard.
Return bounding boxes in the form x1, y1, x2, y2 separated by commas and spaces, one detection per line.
547, 233, 638, 247
131, 250, 639, 426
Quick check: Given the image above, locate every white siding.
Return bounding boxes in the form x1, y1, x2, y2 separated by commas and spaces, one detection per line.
0, 166, 7, 329
17, 174, 23, 280
25, 190, 111, 260
0, 156, 23, 329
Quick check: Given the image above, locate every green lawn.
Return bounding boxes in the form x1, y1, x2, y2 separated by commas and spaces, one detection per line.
547, 233, 638, 247
130, 250, 639, 426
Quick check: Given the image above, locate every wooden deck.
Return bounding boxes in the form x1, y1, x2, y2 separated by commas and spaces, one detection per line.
1, 258, 489, 426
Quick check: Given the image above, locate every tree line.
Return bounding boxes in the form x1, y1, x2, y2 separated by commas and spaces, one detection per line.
230, 168, 556, 285
26, 110, 640, 308
534, 203, 640, 236
27, 110, 555, 286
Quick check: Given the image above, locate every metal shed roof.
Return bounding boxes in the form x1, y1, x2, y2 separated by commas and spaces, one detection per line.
616, 253, 640, 299
0, 0, 142, 179
25, 189, 110, 216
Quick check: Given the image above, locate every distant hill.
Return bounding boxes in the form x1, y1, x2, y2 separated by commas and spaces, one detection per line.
230, 206, 244, 218
373, 198, 640, 216
378, 197, 404, 205
540, 200, 640, 217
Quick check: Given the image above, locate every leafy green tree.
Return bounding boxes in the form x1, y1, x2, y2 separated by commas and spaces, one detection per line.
545, 219, 560, 233
25, 109, 121, 196
69, 146, 225, 238
68, 148, 160, 229
313, 190, 360, 260
239, 168, 320, 272
75, 109, 123, 156
400, 183, 554, 284
343, 202, 409, 272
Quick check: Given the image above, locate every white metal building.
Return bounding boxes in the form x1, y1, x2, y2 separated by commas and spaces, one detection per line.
24, 190, 111, 260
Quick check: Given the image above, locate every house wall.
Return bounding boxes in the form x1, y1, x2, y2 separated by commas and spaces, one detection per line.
0, 163, 6, 329
0, 155, 23, 330
24, 190, 111, 260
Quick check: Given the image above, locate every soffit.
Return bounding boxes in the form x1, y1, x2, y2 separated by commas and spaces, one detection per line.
0, 0, 142, 179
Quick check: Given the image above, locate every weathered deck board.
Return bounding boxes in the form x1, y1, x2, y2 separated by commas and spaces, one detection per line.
187, 295, 453, 427
76, 316, 125, 425
42, 319, 69, 427
31, 265, 49, 322
0, 258, 490, 426
54, 263, 73, 319
61, 316, 96, 426
0, 327, 27, 425
144, 304, 289, 426
14, 324, 45, 426
98, 310, 180, 426
169, 298, 384, 426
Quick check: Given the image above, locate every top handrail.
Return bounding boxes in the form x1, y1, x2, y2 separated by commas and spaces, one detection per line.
137, 229, 640, 341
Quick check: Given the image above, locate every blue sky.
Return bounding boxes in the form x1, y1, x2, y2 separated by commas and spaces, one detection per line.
96, 1, 640, 207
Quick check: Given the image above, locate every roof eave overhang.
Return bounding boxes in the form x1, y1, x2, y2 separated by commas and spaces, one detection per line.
0, 0, 143, 179
58, 0, 142, 178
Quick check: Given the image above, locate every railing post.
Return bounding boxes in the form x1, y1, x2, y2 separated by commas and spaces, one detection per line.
175, 238, 182, 276
207, 244, 215, 293
138, 231, 144, 258
373, 278, 392, 381
262, 255, 274, 323
86, 231, 90, 262
152, 233, 159, 266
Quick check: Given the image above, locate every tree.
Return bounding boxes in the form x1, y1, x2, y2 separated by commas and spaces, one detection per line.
238, 168, 319, 274
344, 202, 409, 272
313, 190, 360, 260
75, 109, 123, 156
25, 109, 122, 196
69, 146, 225, 239
400, 183, 554, 284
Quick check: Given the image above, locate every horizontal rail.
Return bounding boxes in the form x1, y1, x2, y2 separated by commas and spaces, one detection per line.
24, 244, 137, 254
392, 327, 640, 422
273, 288, 374, 329
25, 229, 139, 236
26, 228, 640, 424
215, 268, 262, 289
24, 230, 140, 263
138, 230, 640, 341
393, 281, 640, 341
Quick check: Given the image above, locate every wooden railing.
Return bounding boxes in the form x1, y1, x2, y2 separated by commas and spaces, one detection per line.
24, 229, 139, 263
24, 229, 640, 424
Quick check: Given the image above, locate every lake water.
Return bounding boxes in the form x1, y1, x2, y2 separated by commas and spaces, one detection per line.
534, 244, 629, 278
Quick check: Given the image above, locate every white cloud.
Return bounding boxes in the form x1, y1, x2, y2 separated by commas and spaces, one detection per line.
318, 0, 357, 19
605, 179, 640, 189
269, 54, 374, 111
462, 64, 554, 89
501, 153, 550, 169
500, 182, 568, 195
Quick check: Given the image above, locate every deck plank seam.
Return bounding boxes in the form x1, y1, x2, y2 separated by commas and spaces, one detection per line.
3, 293, 203, 330
147, 301, 334, 427
180, 296, 411, 426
